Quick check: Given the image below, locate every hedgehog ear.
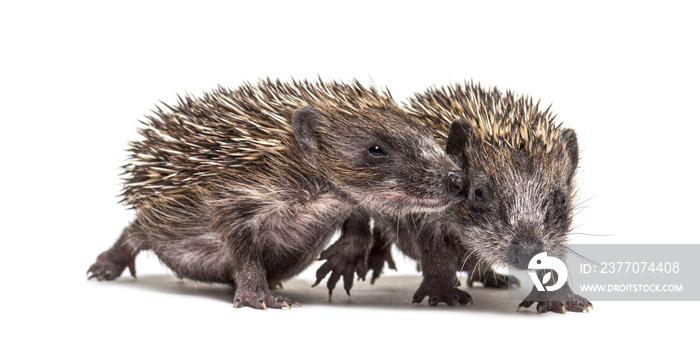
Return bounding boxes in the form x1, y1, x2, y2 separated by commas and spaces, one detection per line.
560, 128, 579, 181
292, 106, 321, 156
446, 119, 475, 169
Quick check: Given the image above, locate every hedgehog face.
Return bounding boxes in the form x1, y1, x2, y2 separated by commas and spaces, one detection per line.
459, 154, 573, 269
446, 120, 579, 269
292, 106, 464, 217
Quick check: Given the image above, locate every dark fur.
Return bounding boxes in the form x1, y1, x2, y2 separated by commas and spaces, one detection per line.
87, 79, 464, 309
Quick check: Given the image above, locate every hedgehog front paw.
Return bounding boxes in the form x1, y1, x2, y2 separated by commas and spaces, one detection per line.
87, 252, 136, 281
313, 237, 369, 299
518, 295, 592, 314
517, 285, 592, 314
233, 288, 300, 310
411, 280, 473, 307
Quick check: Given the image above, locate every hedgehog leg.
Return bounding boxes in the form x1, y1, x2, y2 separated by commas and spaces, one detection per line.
367, 224, 397, 285
231, 253, 298, 310
314, 211, 373, 298
87, 224, 142, 281
411, 230, 472, 307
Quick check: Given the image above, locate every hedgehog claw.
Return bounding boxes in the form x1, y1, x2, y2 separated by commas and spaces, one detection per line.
411, 280, 472, 307
518, 287, 592, 314
233, 289, 298, 310
127, 262, 137, 278
87, 252, 136, 282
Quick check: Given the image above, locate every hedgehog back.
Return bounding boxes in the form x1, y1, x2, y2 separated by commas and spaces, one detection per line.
404, 82, 562, 154
122, 79, 396, 208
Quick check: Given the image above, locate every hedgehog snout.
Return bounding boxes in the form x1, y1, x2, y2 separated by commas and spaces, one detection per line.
507, 241, 544, 270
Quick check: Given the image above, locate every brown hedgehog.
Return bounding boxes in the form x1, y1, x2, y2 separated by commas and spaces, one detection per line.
318, 82, 591, 313
87, 79, 466, 310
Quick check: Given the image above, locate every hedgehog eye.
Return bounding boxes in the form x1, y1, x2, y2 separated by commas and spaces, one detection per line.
368, 145, 388, 157
559, 197, 567, 210
474, 189, 485, 202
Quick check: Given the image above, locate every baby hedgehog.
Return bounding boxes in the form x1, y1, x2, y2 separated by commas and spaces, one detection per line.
87, 79, 466, 310
320, 82, 591, 313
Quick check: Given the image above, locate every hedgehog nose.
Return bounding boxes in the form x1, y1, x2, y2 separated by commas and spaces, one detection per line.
508, 242, 544, 270
446, 171, 466, 197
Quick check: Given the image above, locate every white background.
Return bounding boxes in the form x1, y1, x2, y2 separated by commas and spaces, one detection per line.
2, 1, 698, 357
